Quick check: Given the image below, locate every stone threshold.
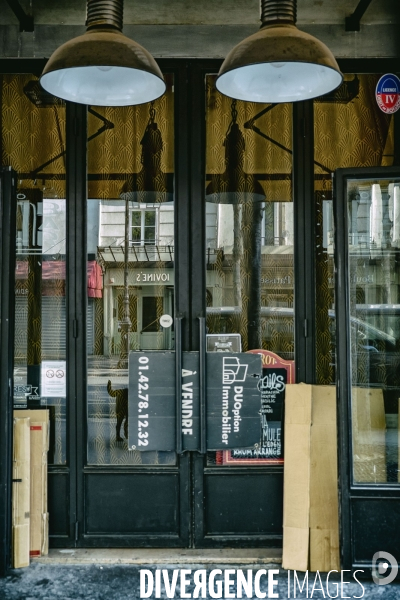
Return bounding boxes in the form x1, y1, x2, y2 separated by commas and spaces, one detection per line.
33, 548, 282, 565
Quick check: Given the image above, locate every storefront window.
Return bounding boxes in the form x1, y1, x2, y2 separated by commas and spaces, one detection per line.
86, 74, 175, 465
344, 177, 400, 484
1, 74, 67, 464
314, 74, 395, 385
204, 75, 293, 466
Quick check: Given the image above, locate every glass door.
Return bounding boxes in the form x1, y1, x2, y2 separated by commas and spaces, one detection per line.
0, 167, 17, 575
194, 74, 294, 547
335, 167, 400, 569
2, 75, 71, 543
80, 73, 191, 545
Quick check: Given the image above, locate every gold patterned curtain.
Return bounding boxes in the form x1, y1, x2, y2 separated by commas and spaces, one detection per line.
206, 75, 292, 202
205, 75, 293, 356
87, 73, 174, 200
314, 74, 394, 385
1, 74, 67, 464
1, 74, 66, 196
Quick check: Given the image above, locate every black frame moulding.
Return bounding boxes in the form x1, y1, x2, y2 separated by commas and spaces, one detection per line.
0, 58, 399, 563
192, 61, 286, 548
75, 61, 192, 549
0, 167, 17, 576
334, 166, 400, 571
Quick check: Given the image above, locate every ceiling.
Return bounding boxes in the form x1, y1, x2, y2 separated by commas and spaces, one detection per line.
1, 0, 399, 26
0, 0, 399, 59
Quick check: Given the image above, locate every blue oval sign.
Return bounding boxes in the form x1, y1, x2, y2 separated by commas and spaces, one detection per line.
376, 73, 400, 114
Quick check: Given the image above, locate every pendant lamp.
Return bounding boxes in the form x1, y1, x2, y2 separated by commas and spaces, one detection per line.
206, 100, 265, 204
40, 0, 165, 106
120, 103, 174, 204
216, 0, 342, 103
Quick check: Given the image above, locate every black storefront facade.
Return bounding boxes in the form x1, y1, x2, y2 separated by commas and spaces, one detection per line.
1, 21, 400, 578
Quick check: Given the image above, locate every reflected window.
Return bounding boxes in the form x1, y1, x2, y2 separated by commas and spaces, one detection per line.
314, 74, 395, 385
204, 74, 293, 467
1, 74, 67, 465
131, 207, 157, 245
343, 177, 400, 485
86, 74, 176, 466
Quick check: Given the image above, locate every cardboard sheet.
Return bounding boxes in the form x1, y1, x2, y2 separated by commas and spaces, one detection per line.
12, 417, 30, 568
283, 384, 312, 571
15, 409, 50, 557
309, 386, 340, 571
283, 384, 339, 572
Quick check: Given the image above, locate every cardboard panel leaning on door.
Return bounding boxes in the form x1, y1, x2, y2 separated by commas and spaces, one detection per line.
282, 384, 312, 572
15, 409, 50, 557
309, 386, 340, 572
12, 417, 30, 568
282, 384, 340, 572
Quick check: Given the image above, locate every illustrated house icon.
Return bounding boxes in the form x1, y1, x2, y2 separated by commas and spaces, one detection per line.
222, 357, 248, 384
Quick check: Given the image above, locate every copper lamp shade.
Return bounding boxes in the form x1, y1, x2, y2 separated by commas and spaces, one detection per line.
217, 0, 342, 103
40, 0, 165, 106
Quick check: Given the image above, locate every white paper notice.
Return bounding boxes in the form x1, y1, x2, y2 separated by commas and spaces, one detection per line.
41, 361, 66, 397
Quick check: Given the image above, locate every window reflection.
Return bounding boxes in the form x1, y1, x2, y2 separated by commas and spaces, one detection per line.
131, 207, 157, 245
204, 75, 293, 466
345, 179, 400, 484
1, 74, 67, 465
86, 75, 176, 466
314, 74, 395, 386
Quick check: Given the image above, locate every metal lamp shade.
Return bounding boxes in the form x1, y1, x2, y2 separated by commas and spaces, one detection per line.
206, 174, 265, 205
217, 22, 342, 103
120, 109, 174, 203
120, 179, 174, 204
40, 29, 165, 106
206, 117, 266, 205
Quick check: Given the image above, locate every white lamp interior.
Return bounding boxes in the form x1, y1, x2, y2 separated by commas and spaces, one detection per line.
41, 65, 166, 106
216, 62, 343, 103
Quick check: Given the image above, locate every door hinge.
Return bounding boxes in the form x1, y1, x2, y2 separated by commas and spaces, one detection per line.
304, 319, 308, 338
75, 521, 79, 543
73, 319, 78, 338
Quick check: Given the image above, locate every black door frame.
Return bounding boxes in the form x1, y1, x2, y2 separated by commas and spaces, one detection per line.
334, 166, 400, 571
0, 167, 17, 576
2, 58, 399, 565
187, 62, 324, 548
72, 62, 193, 548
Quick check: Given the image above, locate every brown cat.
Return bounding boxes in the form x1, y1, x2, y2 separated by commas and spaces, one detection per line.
107, 380, 128, 442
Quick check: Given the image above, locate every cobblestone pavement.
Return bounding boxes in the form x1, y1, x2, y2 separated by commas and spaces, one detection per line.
1, 562, 400, 599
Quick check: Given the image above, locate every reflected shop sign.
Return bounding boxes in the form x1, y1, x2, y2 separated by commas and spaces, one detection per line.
128, 350, 291, 453
13, 360, 67, 407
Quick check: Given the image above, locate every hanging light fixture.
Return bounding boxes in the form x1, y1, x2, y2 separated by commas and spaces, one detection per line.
120, 103, 174, 203
206, 100, 265, 204
216, 0, 342, 103
40, 0, 165, 106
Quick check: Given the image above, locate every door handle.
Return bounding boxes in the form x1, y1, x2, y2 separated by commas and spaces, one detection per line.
175, 315, 183, 454
198, 316, 207, 454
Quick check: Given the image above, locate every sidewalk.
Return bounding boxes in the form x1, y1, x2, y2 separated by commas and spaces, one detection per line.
1, 553, 400, 600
